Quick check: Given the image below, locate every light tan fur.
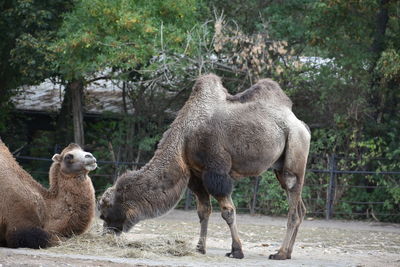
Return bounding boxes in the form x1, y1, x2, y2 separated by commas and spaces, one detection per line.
99, 74, 310, 260
0, 141, 97, 248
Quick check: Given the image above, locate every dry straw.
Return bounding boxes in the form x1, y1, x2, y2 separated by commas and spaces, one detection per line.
48, 218, 194, 258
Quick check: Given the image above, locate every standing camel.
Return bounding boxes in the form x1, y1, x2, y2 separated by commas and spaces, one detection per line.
0, 141, 97, 248
99, 74, 310, 260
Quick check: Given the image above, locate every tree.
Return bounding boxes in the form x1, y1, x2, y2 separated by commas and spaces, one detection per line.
50, 0, 206, 146
0, 0, 74, 134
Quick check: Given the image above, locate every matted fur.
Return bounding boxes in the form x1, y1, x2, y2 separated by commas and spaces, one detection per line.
99, 74, 310, 260
202, 170, 233, 197
0, 141, 97, 248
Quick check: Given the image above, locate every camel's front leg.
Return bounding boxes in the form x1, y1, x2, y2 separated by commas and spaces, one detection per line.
216, 196, 244, 259
195, 194, 211, 254
188, 177, 212, 254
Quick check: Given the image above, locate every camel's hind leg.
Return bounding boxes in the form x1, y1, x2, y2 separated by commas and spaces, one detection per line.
269, 175, 306, 260
216, 195, 244, 259
270, 127, 310, 260
188, 175, 212, 254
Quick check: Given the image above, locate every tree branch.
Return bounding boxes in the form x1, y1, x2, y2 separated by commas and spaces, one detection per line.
85, 76, 112, 84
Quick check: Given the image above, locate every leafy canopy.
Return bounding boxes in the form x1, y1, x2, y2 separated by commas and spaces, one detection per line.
52, 0, 204, 80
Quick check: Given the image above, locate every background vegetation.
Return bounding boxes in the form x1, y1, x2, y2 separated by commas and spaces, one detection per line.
1, 0, 399, 222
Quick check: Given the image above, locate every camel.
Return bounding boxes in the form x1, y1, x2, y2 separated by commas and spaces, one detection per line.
99, 74, 310, 260
0, 140, 97, 249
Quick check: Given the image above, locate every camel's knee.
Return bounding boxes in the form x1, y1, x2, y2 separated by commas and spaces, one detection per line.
221, 207, 235, 225
284, 170, 297, 191
287, 210, 302, 229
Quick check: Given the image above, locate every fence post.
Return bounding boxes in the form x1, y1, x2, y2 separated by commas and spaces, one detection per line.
326, 154, 337, 220
184, 189, 192, 210
250, 176, 261, 215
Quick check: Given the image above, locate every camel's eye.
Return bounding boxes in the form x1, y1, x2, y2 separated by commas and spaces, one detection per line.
65, 154, 74, 161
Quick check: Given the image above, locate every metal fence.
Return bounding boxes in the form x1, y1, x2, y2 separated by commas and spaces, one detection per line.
309, 154, 400, 220
16, 154, 400, 221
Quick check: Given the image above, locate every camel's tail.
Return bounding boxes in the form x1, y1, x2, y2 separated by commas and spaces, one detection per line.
7, 227, 51, 249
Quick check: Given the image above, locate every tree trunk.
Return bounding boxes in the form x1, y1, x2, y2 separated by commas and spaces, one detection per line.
70, 79, 85, 146
369, 0, 390, 123
56, 82, 73, 146
370, 0, 390, 62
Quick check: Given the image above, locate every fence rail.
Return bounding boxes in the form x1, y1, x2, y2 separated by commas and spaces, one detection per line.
15, 154, 400, 221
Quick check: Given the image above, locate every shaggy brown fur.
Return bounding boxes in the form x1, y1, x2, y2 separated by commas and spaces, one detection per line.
99, 74, 310, 260
0, 141, 97, 249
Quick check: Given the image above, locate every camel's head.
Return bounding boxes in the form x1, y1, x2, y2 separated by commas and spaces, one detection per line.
98, 186, 128, 235
52, 143, 97, 176
98, 186, 123, 234
98, 174, 141, 235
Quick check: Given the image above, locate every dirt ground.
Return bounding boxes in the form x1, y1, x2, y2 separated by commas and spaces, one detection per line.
1, 209, 399, 267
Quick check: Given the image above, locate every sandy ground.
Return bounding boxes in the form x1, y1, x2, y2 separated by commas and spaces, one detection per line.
1, 209, 399, 267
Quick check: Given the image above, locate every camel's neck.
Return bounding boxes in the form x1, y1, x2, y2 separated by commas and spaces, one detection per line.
46, 163, 61, 196
123, 153, 190, 223
44, 163, 95, 236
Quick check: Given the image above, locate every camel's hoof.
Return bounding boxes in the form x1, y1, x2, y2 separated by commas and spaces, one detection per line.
196, 245, 206, 254
225, 250, 244, 259
269, 252, 290, 260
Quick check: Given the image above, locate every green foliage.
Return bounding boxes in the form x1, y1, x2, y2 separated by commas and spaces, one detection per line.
0, 0, 73, 86
24, 131, 55, 185
0, 0, 73, 133
51, 0, 205, 80
204, 0, 270, 34
376, 49, 400, 82
256, 172, 288, 215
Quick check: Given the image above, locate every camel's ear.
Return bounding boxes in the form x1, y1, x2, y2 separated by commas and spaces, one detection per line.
52, 153, 62, 163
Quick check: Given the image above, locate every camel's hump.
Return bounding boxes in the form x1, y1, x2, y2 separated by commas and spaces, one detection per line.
228, 78, 292, 108
189, 74, 228, 100
193, 74, 222, 91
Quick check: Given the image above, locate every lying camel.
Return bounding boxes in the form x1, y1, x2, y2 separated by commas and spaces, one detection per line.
99, 74, 310, 260
0, 140, 97, 248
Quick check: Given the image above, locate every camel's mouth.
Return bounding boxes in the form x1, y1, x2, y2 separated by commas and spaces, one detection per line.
102, 225, 123, 236
100, 212, 135, 235
85, 162, 97, 171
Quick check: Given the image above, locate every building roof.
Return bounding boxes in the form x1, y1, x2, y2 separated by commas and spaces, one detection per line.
12, 79, 132, 115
